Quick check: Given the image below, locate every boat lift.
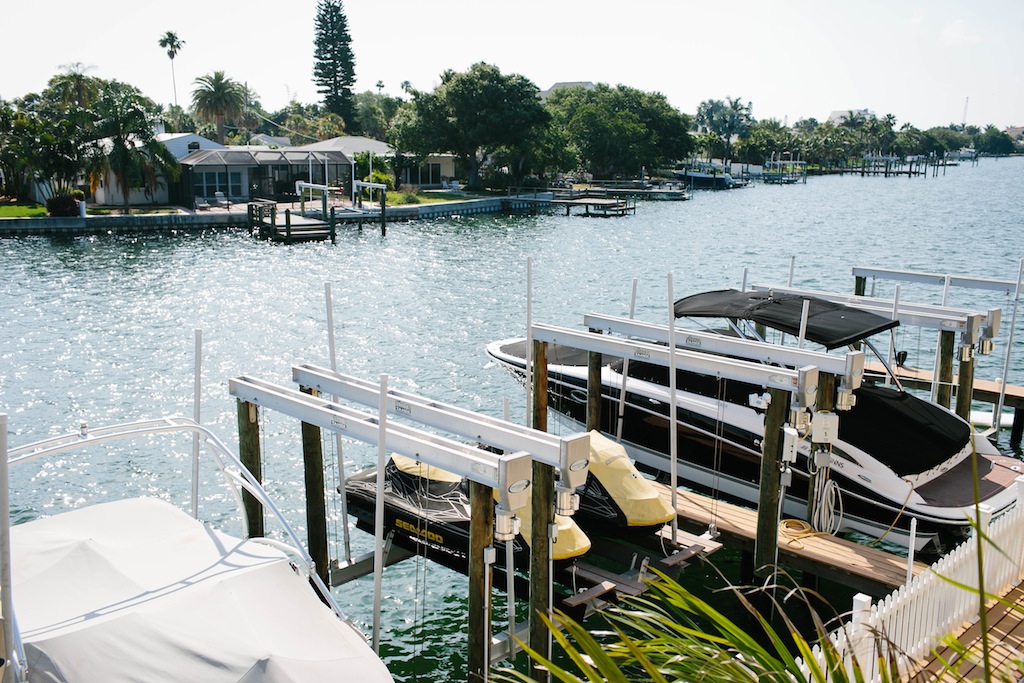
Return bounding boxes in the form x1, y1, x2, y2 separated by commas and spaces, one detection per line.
527, 322, 822, 580
851, 263, 1024, 436
749, 283, 1000, 424
289, 363, 592, 663
582, 312, 864, 410
227, 373, 584, 680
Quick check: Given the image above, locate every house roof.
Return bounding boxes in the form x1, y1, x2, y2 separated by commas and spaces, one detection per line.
827, 109, 876, 125
179, 148, 351, 167
539, 81, 595, 100
298, 136, 394, 157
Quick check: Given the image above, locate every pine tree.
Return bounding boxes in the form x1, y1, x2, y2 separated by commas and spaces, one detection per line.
313, 0, 357, 132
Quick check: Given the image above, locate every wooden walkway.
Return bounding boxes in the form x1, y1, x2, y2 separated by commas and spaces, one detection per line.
651, 483, 928, 597
504, 194, 637, 217
913, 582, 1024, 681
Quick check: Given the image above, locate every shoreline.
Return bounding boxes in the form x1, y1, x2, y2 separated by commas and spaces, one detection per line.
0, 195, 549, 237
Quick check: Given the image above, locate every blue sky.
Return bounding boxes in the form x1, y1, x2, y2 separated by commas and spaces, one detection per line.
4, 0, 1020, 130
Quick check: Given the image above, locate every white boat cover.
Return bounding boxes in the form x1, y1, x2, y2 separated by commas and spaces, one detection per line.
10, 497, 394, 683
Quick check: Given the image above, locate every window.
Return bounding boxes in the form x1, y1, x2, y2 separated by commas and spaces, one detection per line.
193, 171, 243, 198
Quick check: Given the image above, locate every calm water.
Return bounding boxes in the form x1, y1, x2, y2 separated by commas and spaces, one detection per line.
2, 158, 1023, 680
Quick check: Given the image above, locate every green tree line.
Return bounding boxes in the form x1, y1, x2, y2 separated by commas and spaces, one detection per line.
2, 60, 1017, 203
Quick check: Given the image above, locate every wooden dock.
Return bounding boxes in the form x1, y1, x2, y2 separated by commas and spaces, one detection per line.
503, 193, 637, 217
651, 482, 928, 597
247, 202, 337, 243
914, 581, 1024, 680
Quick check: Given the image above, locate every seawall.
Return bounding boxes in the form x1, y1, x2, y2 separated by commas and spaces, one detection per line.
0, 195, 552, 237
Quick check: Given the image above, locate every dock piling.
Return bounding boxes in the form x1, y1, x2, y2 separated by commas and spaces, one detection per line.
467, 481, 494, 682
236, 400, 264, 538
300, 386, 330, 585
754, 386, 789, 578
530, 340, 553, 682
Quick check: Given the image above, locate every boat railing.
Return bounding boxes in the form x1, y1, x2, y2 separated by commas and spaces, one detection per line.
0, 414, 357, 681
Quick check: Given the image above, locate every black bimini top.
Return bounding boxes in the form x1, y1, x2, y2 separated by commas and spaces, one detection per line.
673, 289, 899, 350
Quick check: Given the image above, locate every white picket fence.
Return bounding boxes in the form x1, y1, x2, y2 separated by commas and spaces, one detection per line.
798, 475, 1024, 681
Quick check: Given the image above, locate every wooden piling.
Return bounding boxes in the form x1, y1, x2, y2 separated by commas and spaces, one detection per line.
806, 374, 836, 525
754, 386, 789, 577
299, 386, 329, 584
937, 330, 956, 408
955, 348, 976, 422
329, 207, 337, 244
236, 399, 264, 538
530, 340, 553, 682
284, 209, 292, 244
854, 275, 867, 297
467, 481, 494, 683
380, 192, 387, 237
586, 343, 602, 432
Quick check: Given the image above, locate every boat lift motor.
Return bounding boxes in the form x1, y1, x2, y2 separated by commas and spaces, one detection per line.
811, 411, 839, 467
836, 350, 865, 412
959, 313, 984, 362
494, 446, 530, 542
555, 432, 590, 516
979, 308, 1001, 356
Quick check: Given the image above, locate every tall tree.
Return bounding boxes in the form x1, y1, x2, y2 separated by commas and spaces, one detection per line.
696, 96, 753, 165
191, 70, 245, 144
398, 63, 549, 187
89, 81, 179, 214
313, 0, 357, 130
548, 84, 692, 178
158, 31, 185, 107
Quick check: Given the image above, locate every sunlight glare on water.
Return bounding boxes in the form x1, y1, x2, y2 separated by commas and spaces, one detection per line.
1, 158, 1022, 680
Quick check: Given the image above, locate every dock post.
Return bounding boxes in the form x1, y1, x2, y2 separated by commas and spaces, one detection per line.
247, 203, 254, 236
955, 345, 976, 422
854, 275, 867, 297
467, 480, 495, 683
236, 400, 264, 538
530, 340, 553, 682
586, 337, 602, 432
380, 191, 387, 237
1011, 409, 1023, 447
329, 207, 336, 244
937, 330, 955, 408
754, 387, 789, 577
299, 387, 330, 586
285, 209, 292, 244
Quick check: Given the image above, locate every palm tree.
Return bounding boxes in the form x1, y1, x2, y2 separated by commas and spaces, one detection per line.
158, 31, 185, 107
89, 81, 180, 214
191, 71, 245, 144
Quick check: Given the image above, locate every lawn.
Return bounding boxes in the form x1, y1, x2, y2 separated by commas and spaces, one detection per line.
385, 189, 476, 205
0, 202, 47, 218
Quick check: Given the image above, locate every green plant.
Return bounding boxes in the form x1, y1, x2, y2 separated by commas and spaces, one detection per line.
45, 194, 79, 217
498, 568, 902, 683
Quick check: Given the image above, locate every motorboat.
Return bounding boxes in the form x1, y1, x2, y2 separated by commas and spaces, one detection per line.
671, 160, 736, 189
485, 289, 1023, 553
343, 432, 674, 574
0, 415, 394, 683
344, 453, 591, 575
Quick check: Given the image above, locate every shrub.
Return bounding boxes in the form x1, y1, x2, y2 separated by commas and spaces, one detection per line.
45, 194, 79, 217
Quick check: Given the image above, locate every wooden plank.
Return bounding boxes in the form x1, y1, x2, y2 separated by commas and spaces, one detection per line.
651, 482, 927, 593
921, 583, 1024, 680
865, 361, 1024, 407
562, 581, 616, 608
569, 562, 646, 597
